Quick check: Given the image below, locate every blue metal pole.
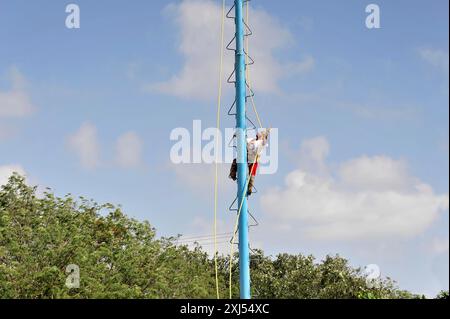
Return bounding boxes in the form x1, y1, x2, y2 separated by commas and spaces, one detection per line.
235, 0, 250, 300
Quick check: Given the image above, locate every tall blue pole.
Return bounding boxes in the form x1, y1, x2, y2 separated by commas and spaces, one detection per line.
235, 0, 250, 299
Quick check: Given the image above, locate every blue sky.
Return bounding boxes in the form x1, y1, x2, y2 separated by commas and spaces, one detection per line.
0, 0, 448, 296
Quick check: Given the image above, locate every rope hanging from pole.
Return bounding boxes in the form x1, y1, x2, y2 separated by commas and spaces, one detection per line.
213, 0, 226, 300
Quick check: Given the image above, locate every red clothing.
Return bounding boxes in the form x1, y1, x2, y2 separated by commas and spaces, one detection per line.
249, 162, 259, 177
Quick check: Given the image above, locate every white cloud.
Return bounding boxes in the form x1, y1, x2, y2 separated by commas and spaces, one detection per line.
261, 137, 449, 241
283, 56, 315, 76
115, 131, 144, 168
338, 156, 414, 192
148, 0, 313, 100
0, 67, 35, 118
297, 136, 329, 175
429, 237, 449, 255
171, 162, 233, 196
67, 122, 101, 169
418, 48, 449, 73
0, 124, 17, 141
0, 164, 26, 186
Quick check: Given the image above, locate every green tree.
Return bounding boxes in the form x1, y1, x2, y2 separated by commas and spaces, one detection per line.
0, 174, 420, 299
436, 290, 449, 299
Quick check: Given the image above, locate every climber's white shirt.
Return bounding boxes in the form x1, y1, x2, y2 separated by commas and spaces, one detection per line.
247, 138, 268, 163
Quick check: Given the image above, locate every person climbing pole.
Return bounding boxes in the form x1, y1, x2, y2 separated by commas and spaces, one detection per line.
228, 129, 270, 196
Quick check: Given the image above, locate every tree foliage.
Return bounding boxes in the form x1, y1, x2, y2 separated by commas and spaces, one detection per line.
0, 174, 419, 299
436, 290, 449, 299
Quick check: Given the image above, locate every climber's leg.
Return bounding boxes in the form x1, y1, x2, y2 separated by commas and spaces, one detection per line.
247, 175, 255, 196
229, 159, 237, 181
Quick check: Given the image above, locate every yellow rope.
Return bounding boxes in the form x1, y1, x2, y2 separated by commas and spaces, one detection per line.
213, 0, 226, 300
